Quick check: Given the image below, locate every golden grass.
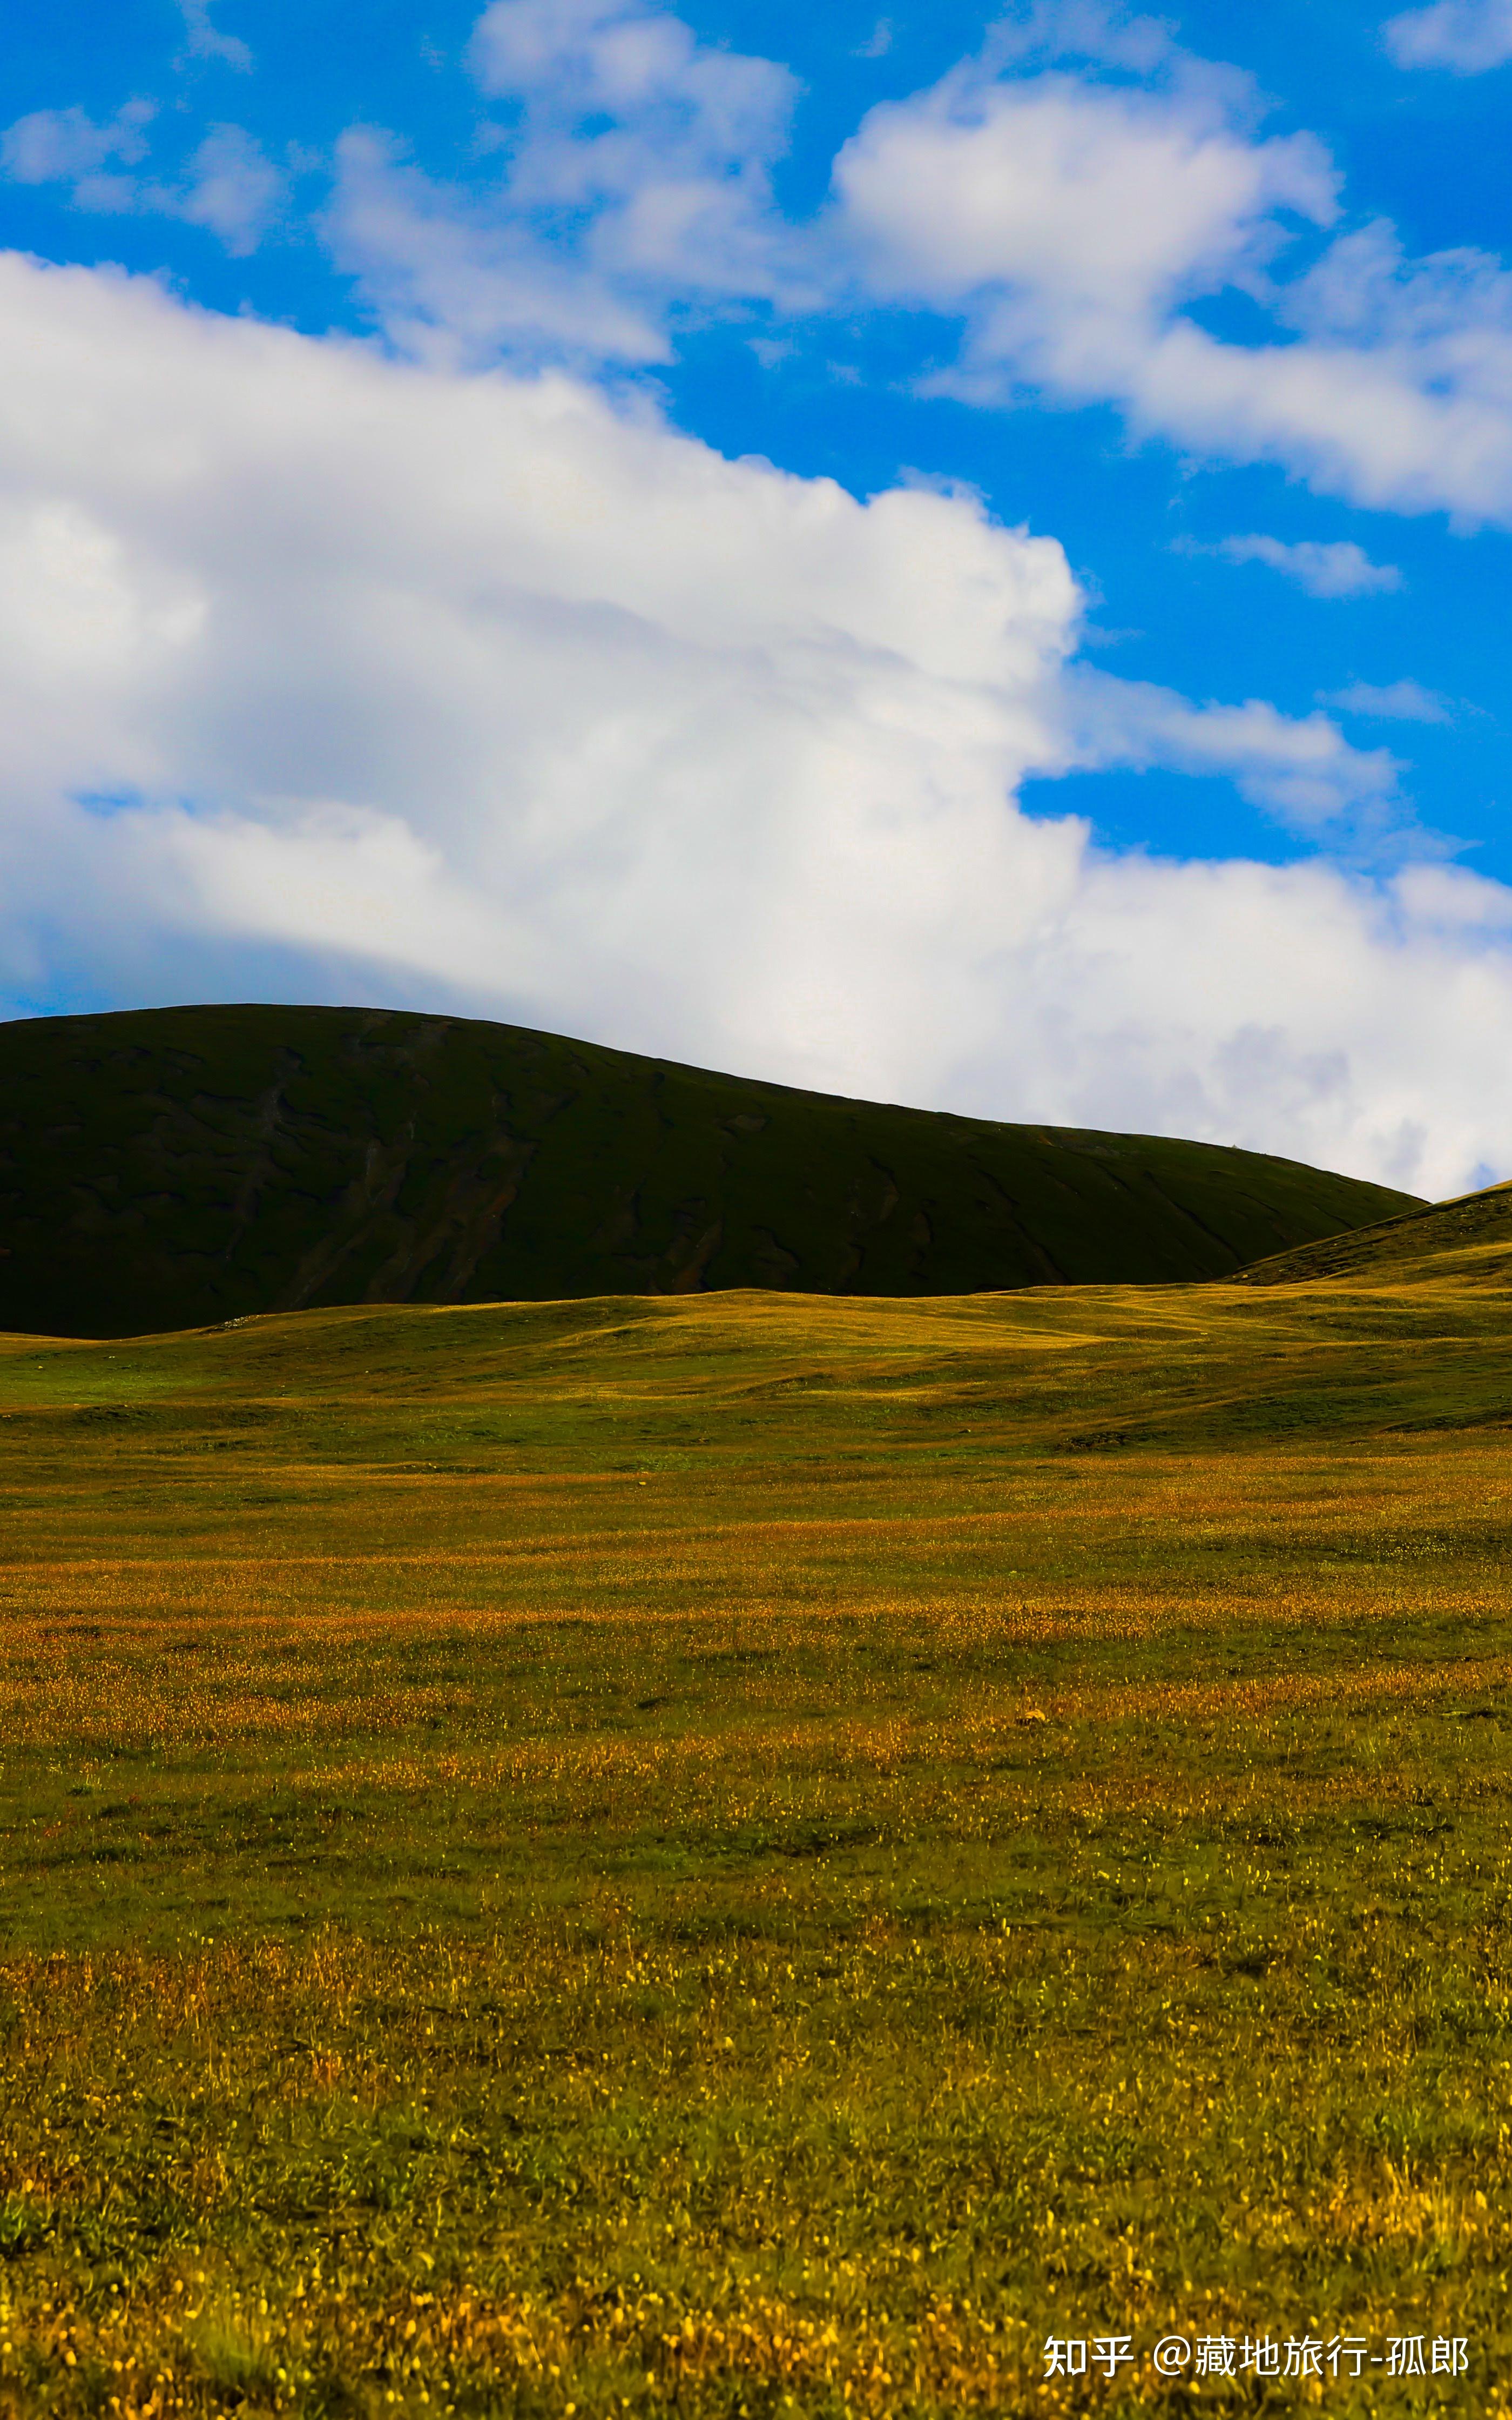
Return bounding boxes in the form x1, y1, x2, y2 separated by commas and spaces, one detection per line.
0, 1275, 1509, 2409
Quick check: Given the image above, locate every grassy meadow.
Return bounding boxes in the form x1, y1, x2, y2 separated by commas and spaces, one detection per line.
1, 1257, 1510, 2413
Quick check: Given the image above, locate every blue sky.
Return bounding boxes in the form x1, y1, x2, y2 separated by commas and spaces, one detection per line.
2, 0, 1511, 1191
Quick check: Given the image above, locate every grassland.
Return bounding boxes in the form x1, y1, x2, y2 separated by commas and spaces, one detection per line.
0, 1004, 1419, 1336
1, 1239, 1511, 2415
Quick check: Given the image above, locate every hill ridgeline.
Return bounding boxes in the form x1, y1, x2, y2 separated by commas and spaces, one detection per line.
1236, 1180, 1512, 1289
0, 1004, 1422, 1337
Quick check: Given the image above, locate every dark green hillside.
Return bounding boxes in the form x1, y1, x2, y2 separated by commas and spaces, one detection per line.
0, 1003, 1420, 1336
1238, 1177, 1512, 1288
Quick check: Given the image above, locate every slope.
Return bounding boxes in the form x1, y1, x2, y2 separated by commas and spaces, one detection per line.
1, 1252, 1511, 2394
2, 1263, 1507, 1469
0, 1001, 1421, 1337
1237, 1178, 1512, 1289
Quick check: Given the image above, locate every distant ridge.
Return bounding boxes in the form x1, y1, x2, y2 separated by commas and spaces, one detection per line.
1236, 1180, 1512, 1289
0, 1004, 1422, 1337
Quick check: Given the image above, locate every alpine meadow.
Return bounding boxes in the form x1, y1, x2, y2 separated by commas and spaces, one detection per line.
1, 1160, 1510, 2415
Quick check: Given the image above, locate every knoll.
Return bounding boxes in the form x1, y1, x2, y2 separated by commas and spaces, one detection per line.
0, 1003, 1419, 1335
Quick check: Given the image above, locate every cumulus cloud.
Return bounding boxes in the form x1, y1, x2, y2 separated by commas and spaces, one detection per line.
330, 0, 806, 364
1326, 678, 1453, 722
176, 125, 287, 253
835, 72, 1338, 318
1064, 672, 1405, 832
282, 0, 1512, 528
1195, 534, 1403, 597
326, 128, 670, 369
468, 0, 797, 220
1, 104, 285, 254
832, 25, 1512, 523
1385, 0, 1512, 70
1, 103, 155, 209
0, 251, 1505, 1198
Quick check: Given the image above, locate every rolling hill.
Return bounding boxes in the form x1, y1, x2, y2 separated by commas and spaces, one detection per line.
1, 1154, 1510, 2392
1237, 1178, 1512, 1289
0, 1002, 1421, 1337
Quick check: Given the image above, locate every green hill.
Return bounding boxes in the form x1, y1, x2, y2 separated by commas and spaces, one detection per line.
0, 1002, 1421, 1337
1237, 1179, 1512, 1289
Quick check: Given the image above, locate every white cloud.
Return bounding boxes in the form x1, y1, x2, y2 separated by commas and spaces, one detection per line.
177, 0, 253, 72
468, 0, 796, 189
835, 72, 1338, 318
1326, 678, 1453, 722
981, 0, 1197, 79
1064, 671, 1405, 831
329, 0, 809, 364
832, 29, 1512, 524
325, 127, 670, 369
1202, 534, 1403, 597
1385, 0, 1512, 70
1, 103, 154, 193
0, 251, 1506, 1198
1, 104, 284, 256
289, 1, 1512, 529
176, 125, 286, 254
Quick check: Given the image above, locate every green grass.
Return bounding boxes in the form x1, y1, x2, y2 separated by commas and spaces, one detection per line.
1, 1251, 1510, 2412
1238, 1176, 1512, 1290
0, 1004, 1419, 1336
